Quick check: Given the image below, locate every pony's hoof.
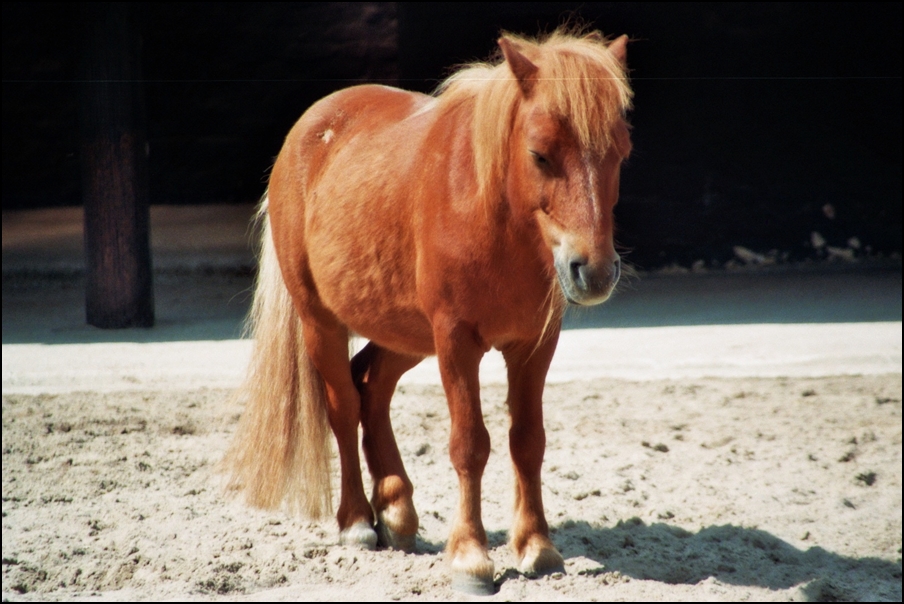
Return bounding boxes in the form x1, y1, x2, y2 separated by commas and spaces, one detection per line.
518, 539, 564, 576
451, 571, 496, 596
375, 503, 418, 552
450, 549, 495, 595
376, 521, 417, 553
339, 521, 378, 550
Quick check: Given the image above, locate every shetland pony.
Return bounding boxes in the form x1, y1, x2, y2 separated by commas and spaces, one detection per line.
226, 29, 632, 594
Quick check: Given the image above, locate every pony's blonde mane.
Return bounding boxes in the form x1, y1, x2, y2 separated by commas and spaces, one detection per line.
435, 29, 633, 203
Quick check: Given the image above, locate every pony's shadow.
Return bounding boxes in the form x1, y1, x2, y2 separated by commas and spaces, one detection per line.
413, 520, 901, 600
550, 518, 901, 600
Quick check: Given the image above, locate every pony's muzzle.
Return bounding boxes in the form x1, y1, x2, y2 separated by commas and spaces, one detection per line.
556, 251, 620, 306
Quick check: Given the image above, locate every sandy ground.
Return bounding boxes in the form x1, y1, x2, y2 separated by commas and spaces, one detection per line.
2, 375, 901, 601
2, 206, 902, 601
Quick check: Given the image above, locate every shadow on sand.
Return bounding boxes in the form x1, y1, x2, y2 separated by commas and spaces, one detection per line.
415, 518, 901, 600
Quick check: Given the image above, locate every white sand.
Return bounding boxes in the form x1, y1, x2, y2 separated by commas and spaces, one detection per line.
2, 329, 901, 601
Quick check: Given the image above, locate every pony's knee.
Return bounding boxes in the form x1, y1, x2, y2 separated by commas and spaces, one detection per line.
449, 423, 490, 475
509, 424, 546, 470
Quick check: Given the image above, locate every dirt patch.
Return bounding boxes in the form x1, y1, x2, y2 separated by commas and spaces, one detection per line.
2, 375, 901, 601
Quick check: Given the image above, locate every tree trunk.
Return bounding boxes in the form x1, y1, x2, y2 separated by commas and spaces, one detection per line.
79, 2, 153, 328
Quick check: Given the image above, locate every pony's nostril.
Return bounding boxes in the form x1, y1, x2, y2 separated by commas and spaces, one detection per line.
569, 258, 588, 285
613, 256, 621, 282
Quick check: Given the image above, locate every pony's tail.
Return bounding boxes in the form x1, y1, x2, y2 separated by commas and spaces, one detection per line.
224, 202, 333, 517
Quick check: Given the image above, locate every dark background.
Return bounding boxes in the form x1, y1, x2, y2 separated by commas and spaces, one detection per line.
2, 2, 901, 270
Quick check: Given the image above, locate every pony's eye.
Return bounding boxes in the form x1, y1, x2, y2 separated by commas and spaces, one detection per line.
530, 151, 549, 167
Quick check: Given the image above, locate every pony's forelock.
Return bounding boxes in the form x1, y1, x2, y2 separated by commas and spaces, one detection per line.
434, 28, 633, 203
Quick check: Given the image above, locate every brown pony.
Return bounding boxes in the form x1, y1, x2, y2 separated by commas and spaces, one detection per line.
225, 29, 632, 594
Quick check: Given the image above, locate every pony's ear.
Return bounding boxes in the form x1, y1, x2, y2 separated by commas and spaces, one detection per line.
583, 31, 604, 43
498, 36, 538, 94
608, 35, 629, 66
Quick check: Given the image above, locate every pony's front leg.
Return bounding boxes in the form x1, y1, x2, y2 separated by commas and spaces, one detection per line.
502, 332, 565, 576
435, 321, 494, 595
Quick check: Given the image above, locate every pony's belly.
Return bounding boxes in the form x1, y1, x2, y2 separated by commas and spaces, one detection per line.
345, 308, 436, 357
327, 292, 435, 356
310, 264, 435, 356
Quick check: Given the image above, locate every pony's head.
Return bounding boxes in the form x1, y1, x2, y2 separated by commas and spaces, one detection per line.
439, 29, 633, 306
502, 31, 633, 305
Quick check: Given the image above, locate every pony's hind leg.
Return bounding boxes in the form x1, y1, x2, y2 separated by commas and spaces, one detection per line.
502, 335, 565, 576
300, 319, 377, 549
352, 342, 423, 552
